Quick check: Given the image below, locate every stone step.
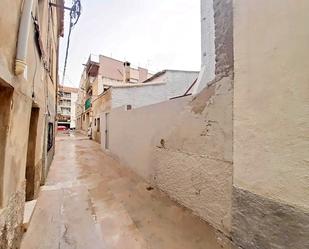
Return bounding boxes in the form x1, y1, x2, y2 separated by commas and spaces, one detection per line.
22, 200, 37, 232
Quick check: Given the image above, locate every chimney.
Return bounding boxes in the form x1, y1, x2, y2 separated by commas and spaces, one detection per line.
138, 67, 148, 82
123, 61, 131, 83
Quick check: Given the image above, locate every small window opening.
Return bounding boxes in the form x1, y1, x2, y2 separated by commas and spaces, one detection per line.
97, 118, 100, 132
47, 122, 53, 151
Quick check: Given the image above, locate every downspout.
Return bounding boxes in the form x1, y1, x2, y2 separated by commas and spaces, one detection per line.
15, 0, 34, 75
41, 2, 51, 185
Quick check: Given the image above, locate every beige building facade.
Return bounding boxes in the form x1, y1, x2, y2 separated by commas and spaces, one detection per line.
232, 1, 309, 248
0, 0, 63, 248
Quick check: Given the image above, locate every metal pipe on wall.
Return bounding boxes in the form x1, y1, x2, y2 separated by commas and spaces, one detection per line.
15, 0, 34, 75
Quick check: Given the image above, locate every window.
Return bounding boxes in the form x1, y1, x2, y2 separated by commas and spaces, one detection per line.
47, 123, 54, 151
83, 114, 85, 121
126, 105, 132, 111
97, 118, 100, 132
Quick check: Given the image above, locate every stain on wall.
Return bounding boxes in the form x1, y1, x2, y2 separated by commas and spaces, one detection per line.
232, 187, 309, 249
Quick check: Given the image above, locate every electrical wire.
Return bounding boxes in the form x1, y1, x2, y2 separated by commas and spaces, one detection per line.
61, 0, 82, 85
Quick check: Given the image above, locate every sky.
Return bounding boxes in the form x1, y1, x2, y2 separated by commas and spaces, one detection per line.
59, 0, 201, 88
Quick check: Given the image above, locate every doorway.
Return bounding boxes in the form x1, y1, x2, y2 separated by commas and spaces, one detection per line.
0, 85, 13, 207
25, 107, 39, 201
105, 113, 109, 150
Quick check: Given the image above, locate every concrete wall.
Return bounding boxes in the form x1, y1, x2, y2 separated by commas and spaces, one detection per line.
192, 0, 216, 94
165, 71, 199, 98
99, 0, 234, 237
92, 90, 112, 143
84, 68, 198, 145
0, 0, 61, 247
111, 83, 167, 109
102, 72, 233, 235
103, 97, 190, 178
233, 1, 309, 248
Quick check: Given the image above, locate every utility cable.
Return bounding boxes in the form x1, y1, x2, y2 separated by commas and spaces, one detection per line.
61, 0, 82, 86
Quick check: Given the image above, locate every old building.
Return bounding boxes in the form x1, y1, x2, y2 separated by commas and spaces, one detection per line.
76, 55, 199, 143
0, 0, 63, 248
76, 55, 154, 142
57, 86, 78, 129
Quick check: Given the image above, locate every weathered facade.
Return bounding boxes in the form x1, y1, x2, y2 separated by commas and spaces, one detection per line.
102, 0, 309, 248
57, 86, 78, 129
76, 55, 154, 143
0, 0, 63, 248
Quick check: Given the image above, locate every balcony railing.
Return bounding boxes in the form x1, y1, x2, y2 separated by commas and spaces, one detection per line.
85, 98, 91, 110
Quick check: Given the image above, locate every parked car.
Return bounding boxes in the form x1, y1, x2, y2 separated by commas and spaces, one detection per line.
57, 125, 68, 131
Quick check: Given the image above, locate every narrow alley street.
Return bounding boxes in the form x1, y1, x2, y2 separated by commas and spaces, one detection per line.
20, 133, 231, 249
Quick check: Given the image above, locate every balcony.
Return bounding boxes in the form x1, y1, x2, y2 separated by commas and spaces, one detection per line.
85, 98, 91, 110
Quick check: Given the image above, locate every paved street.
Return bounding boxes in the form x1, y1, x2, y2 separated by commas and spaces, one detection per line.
20, 133, 231, 249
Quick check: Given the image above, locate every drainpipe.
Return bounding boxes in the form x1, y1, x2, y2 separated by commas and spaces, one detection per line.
15, 0, 34, 76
